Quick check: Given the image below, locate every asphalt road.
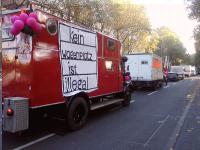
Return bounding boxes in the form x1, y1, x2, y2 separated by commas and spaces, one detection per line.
3, 76, 200, 150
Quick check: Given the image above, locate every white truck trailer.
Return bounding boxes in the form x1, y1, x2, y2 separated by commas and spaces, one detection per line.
125, 53, 163, 89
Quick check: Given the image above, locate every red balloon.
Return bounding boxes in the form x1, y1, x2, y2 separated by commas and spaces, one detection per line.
13, 20, 24, 31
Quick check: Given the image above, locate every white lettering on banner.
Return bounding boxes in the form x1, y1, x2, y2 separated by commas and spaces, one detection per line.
59, 23, 98, 96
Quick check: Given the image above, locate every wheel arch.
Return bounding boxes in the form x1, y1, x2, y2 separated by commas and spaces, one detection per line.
66, 92, 90, 111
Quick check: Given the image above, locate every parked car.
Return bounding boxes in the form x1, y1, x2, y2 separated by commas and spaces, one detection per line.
167, 72, 179, 81
170, 66, 184, 80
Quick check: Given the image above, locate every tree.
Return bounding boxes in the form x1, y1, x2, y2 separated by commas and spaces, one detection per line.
33, 0, 151, 53
155, 27, 187, 65
187, 0, 200, 66
109, 3, 150, 53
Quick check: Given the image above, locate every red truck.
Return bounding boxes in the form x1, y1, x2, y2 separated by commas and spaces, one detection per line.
2, 1, 132, 133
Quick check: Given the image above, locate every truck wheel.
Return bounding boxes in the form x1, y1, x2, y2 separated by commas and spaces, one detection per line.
66, 97, 89, 131
122, 88, 131, 106
151, 82, 158, 90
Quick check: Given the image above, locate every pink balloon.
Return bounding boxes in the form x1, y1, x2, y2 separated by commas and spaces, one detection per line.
125, 75, 130, 81
13, 20, 24, 31
10, 26, 20, 35
11, 15, 20, 24
26, 17, 36, 28
19, 13, 28, 23
32, 23, 42, 33
29, 12, 38, 21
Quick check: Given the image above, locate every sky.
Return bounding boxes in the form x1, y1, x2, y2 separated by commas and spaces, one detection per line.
132, 0, 198, 54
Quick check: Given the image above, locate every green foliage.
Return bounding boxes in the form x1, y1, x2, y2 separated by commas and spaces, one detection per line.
187, 0, 200, 66
34, 0, 151, 53
155, 27, 187, 65
27, 1, 188, 65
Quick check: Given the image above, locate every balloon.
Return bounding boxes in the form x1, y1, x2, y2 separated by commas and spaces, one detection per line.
11, 15, 20, 24
19, 13, 28, 23
26, 17, 36, 28
125, 75, 130, 81
10, 26, 20, 35
32, 23, 42, 33
29, 12, 38, 21
13, 20, 24, 31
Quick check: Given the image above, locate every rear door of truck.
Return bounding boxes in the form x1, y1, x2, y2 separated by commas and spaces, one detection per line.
138, 55, 151, 81
126, 55, 139, 80
126, 54, 151, 81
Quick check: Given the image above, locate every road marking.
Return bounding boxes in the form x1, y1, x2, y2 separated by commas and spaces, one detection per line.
147, 91, 158, 96
144, 115, 170, 147
130, 100, 135, 103
13, 133, 56, 150
164, 85, 170, 89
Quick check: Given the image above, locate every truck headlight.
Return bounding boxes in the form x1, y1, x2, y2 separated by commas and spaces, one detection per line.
46, 18, 57, 36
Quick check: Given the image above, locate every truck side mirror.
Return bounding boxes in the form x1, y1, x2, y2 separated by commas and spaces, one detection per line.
124, 72, 130, 76
122, 56, 128, 62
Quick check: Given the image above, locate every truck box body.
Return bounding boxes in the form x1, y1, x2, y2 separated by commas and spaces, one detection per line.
125, 54, 163, 88
125, 54, 163, 87
182, 65, 192, 77
170, 66, 185, 79
170, 66, 184, 74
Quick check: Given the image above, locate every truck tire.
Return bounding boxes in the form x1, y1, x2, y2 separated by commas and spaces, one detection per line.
151, 81, 158, 90
66, 97, 89, 131
122, 88, 131, 106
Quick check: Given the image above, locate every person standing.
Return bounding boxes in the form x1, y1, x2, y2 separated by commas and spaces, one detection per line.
163, 67, 168, 85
